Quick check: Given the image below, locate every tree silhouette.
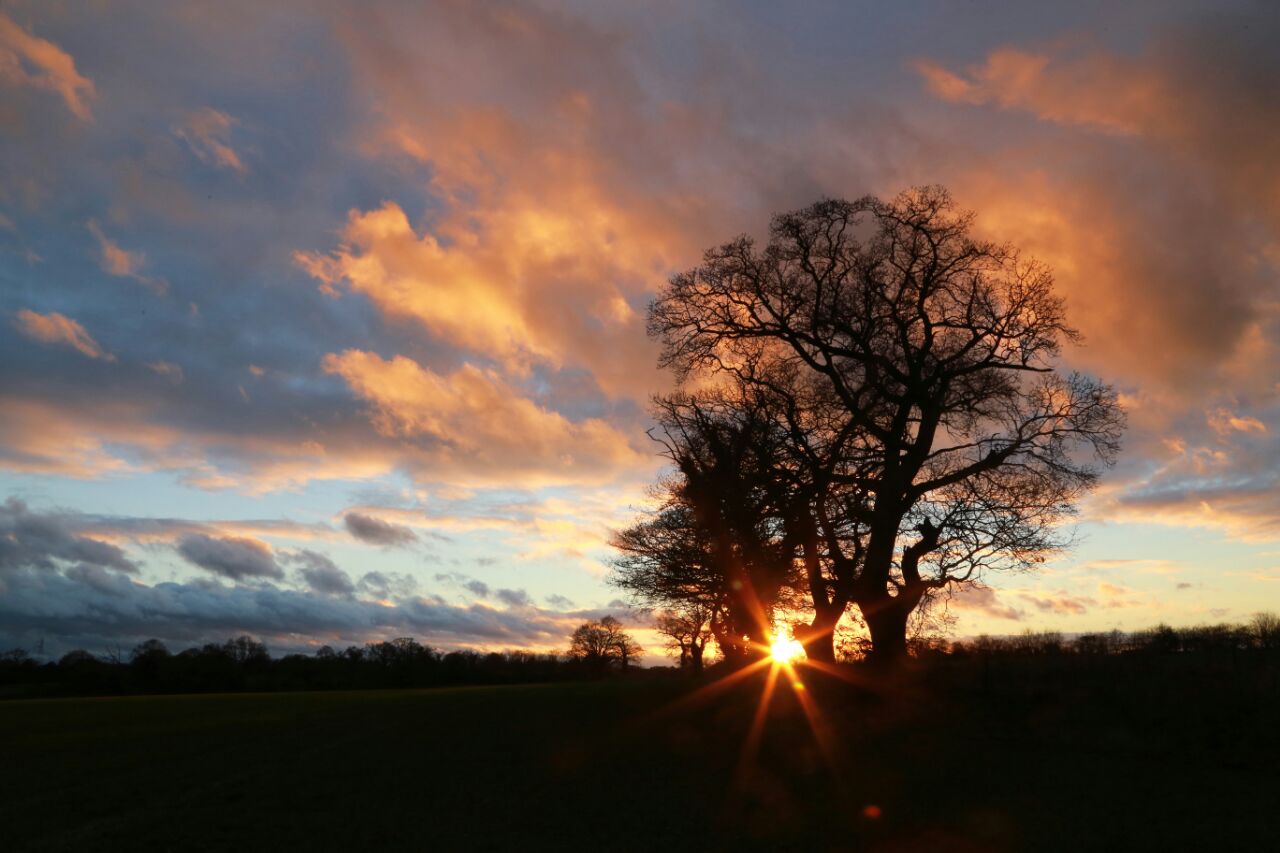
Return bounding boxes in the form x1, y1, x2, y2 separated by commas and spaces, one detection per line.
646, 186, 1125, 664
568, 617, 643, 672
612, 390, 809, 662
654, 605, 715, 672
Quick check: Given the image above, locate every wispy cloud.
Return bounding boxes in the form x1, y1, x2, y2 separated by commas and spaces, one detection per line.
172, 107, 248, 174
0, 12, 94, 120
14, 309, 114, 361
87, 220, 167, 294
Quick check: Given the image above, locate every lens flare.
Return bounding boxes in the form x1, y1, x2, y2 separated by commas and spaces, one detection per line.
769, 636, 805, 663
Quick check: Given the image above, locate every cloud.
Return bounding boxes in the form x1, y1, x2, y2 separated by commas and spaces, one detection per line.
545, 593, 575, 609
294, 2, 818, 401
0, 564, 584, 657
0, 390, 398, 488
948, 585, 1023, 621
0, 504, 338, 572
357, 570, 417, 599
1072, 558, 1181, 576
87, 220, 143, 276
0, 1, 882, 497
145, 360, 184, 384
342, 511, 418, 547
919, 25, 1280, 389
287, 550, 355, 597
0, 12, 94, 120
175, 533, 283, 581
916, 47, 1159, 136
1095, 412, 1280, 539
5, 1, 1280, 656
1208, 408, 1266, 437
434, 572, 492, 598
494, 588, 531, 608
915, 18, 1280, 539
0, 498, 138, 574
172, 107, 248, 174
87, 221, 166, 294
13, 309, 114, 361
1021, 592, 1093, 616
323, 349, 642, 486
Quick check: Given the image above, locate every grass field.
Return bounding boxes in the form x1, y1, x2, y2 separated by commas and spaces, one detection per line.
2, 666, 1277, 851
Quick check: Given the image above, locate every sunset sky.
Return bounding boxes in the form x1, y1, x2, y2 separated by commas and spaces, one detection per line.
2, 1, 1277, 662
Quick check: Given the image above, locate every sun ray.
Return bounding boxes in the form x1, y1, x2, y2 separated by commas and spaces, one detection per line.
644, 655, 774, 721
734, 662, 781, 777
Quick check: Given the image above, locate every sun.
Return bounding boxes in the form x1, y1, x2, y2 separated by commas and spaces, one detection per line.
770, 636, 805, 664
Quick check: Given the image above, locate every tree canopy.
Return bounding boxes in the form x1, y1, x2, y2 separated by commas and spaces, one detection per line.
614, 187, 1124, 665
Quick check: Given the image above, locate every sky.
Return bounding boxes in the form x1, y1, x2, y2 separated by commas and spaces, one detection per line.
2, 0, 1278, 663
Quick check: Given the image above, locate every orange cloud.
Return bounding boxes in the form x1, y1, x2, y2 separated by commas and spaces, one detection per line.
87, 220, 166, 294
172, 107, 248, 174
1208, 408, 1266, 437
949, 585, 1023, 621
298, 203, 544, 369
0, 393, 393, 489
88, 220, 144, 276
295, 3, 782, 400
322, 349, 643, 486
0, 399, 132, 478
14, 309, 114, 361
916, 47, 1165, 135
0, 12, 94, 120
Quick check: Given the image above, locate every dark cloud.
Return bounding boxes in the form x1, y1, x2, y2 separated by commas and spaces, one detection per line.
343, 512, 419, 547
358, 570, 417, 599
494, 588, 531, 608
286, 550, 355, 597
0, 498, 138, 574
0, 564, 579, 658
175, 533, 283, 581
545, 594, 575, 609
434, 572, 491, 598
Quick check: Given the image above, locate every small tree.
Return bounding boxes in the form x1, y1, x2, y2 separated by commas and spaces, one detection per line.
1251, 612, 1280, 653
655, 605, 714, 672
602, 616, 644, 670
568, 617, 643, 672
222, 635, 269, 665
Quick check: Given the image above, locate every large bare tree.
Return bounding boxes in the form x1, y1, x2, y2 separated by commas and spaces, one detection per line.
648, 187, 1124, 665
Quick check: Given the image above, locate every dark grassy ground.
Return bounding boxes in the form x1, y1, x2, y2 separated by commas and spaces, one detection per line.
2, 663, 1277, 851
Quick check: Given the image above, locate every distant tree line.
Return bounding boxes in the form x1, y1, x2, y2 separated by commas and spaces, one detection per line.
2, 614, 1275, 699
952, 613, 1280, 660
0, 628, 652, 699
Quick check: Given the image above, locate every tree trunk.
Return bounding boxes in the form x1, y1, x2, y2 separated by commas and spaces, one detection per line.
690, 643, 705, 674
803, 607, 841, 664
863, 601, 910, 667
